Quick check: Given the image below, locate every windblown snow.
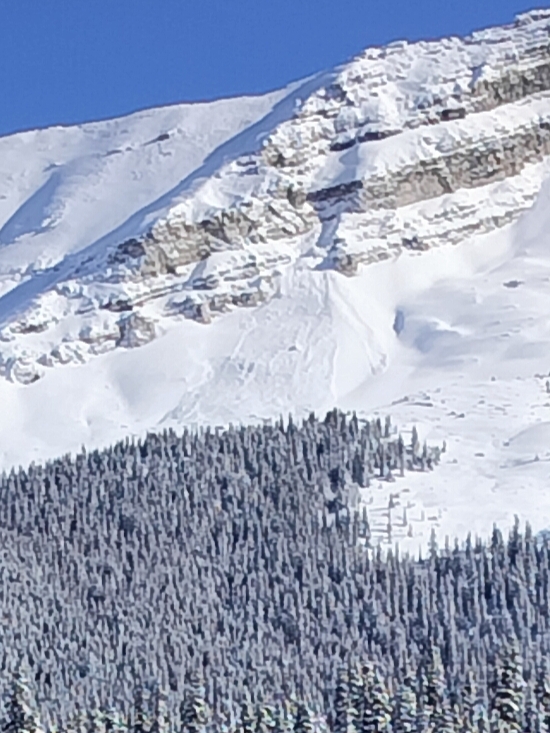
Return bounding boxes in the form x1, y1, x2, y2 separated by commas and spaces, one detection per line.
2, 8, 550, 551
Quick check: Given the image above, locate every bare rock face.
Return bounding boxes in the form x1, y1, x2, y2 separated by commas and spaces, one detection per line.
325, 242, 361, 276
5, 357, 44, 385
308, 115, 550, 214
171, 299, 213, 324
116, 314, 156, 348
108, 197, 317, 281
169, 287, 268, 324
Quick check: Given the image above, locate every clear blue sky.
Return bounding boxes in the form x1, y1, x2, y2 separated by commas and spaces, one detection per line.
1, 0, 548, 136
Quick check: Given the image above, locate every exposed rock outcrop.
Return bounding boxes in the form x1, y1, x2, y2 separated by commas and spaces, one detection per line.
309, 112, 550, 214
116, 313, 156, 348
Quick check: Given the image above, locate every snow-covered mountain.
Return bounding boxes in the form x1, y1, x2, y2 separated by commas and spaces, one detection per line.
2, 8, 550, 549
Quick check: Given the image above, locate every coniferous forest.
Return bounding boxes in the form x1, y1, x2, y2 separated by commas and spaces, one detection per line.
0, 410, 549, 733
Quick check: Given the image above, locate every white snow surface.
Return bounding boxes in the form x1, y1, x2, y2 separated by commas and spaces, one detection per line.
1, 9, 550, 552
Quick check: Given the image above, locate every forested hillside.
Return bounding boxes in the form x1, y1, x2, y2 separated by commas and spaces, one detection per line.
0, 411, 548, 732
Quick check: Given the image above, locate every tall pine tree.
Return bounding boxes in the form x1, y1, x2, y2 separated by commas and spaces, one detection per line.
391, 676, 417, 733
2, 671, 43, 733
180, 672, 208, 733
490, 644, 525, 733
361, 665, 391, 733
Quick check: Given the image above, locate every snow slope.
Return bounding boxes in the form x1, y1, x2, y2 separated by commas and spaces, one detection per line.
1, 9, 550, 552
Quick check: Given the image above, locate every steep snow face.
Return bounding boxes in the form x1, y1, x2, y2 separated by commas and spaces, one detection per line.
1, 10, 550, 550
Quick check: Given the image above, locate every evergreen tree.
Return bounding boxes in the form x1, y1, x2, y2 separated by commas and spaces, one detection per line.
149, 688, 169, 733
471, 672, 491, 733
397, 435, 405, 478
85, 710, 107, 733
422, 644, 446, 727
411, 427, 420, 462
391, 677, 417, 733
490, 644, 525, 733
256, 704, 277, 733
2, 672, 43, 733
460, 670, 476, 731
535, 659, 550, 730
293, 704, 313, 733
180, 673, 208, 733
238, 699, 256, 733
361, 666, 391, 733
130, 687, 148, 733
272, 700, 294, 733
430, 694, 455, 733
102, 708, 127, 733
333, 666, 351, 733
347, 663, 365, 733
63, 707, 87, 733
473, 706, 490, 733
84, 708, 107, 733
524, 684, 547, 733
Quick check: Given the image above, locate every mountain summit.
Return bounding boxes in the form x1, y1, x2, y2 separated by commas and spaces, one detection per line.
1, 9, 550, 546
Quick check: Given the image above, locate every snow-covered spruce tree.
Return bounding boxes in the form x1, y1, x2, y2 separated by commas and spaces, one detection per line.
256, 703, 277, 733
524, 683, 548, 733
390, 676, 417, 733
459, 669, 491, 733
410, 427, 420, 469
149, 688, 169, 733
293, 703, 314, 733
535, 658, 550, 731
459, 670, 476, 732
473, 706, 491, 733
2, 672, 43, 733
237, 698, 256, 733
90, 709, 111, 733
130, 687, 149, 733
470, 668, 491, 733
179, 673, 208, 733
347, 663, 365, 733
83, 707, 107, 733
63, 705, 89, 733
422, 645, 446, 722
102, 707, 127, 733
271, 699, 294, 733
361, 665, 391, 733
397, 435, 405, 478
332, 666, 350, 733
430, 694, 455, 733
490, 643, 525, 733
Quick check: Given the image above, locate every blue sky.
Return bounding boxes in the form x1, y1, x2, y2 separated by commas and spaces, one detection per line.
1, 0, 548, 136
